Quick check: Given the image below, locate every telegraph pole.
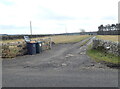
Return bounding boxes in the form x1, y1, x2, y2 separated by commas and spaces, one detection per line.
65, 25, 67, 35
30, 21, 32, 35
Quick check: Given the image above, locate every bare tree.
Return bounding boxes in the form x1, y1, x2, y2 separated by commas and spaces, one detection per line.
80, 29, 85, 35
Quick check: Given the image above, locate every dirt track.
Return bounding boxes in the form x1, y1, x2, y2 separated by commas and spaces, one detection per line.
2, 37, 118, 87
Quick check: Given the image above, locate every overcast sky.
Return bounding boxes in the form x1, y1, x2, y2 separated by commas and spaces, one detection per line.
0, 0, 119, 34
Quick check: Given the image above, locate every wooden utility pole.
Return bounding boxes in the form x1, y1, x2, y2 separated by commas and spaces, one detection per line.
65, 25, 67, 35
30, 21, 32, 35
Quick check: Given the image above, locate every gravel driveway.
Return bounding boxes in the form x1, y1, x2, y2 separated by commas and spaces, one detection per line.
2, 37, 118, 87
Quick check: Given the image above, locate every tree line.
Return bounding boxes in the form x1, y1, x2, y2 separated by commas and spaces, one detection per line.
97, 23, 120, 35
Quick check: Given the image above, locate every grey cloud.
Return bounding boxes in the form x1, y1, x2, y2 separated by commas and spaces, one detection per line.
37, 7, 76, 21
46, 15, 76, 21
37, 6, 94, 21
101, 16, 117, 20
0, 25, 28, 30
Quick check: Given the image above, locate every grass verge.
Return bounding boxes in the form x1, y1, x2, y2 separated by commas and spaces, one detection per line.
80, 37, 91, 47
87, 44, 120, 65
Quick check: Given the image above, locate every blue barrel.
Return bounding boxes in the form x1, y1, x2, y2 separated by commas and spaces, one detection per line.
27, 43, 37, 55
36, 41, 43, 53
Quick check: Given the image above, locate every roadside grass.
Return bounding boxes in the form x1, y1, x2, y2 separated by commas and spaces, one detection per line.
80, 38, 91, 47
2, 35, 91, 44
96, 35, 119, 42
87, 44, 120, 64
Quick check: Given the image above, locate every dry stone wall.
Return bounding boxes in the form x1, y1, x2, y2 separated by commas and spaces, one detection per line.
2, 41, 27, 58
92, 38, 120, 56
1, 38, 52, 58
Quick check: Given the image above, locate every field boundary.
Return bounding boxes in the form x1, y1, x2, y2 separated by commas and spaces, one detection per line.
92, 38, 119, 56
87, 38, 120, 68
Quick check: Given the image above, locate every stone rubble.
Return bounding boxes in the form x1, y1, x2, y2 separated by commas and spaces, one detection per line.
92, 38, 120, 56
